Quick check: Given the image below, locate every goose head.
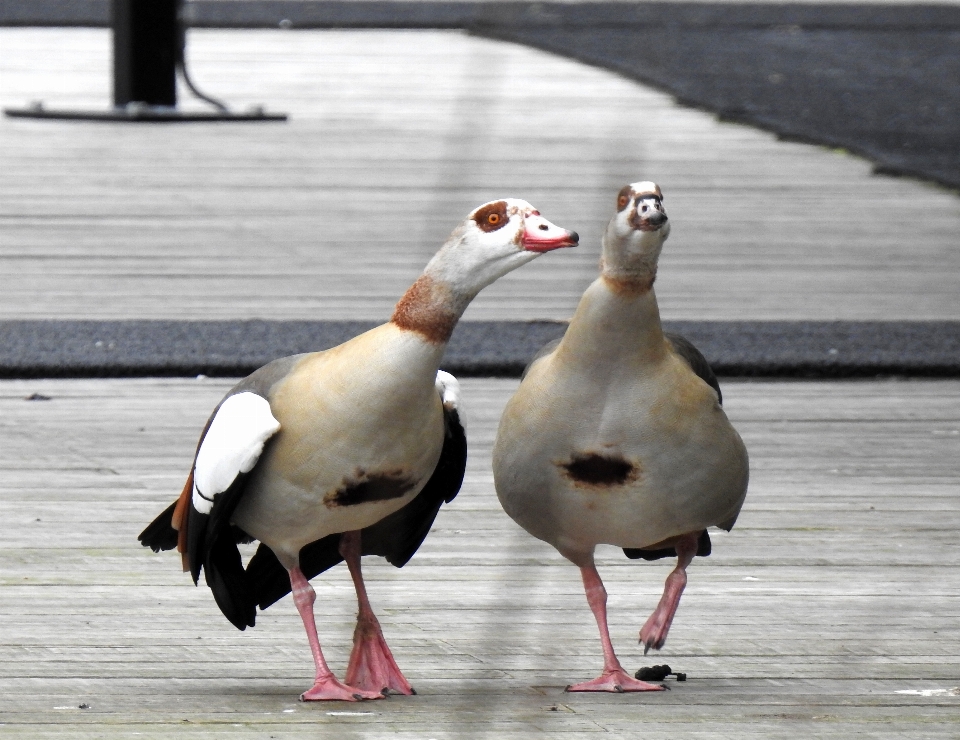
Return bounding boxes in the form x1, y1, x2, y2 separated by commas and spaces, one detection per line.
425, 199, 579, 301
601, 181, 670, 289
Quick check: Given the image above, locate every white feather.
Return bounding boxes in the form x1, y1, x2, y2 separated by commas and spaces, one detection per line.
435, 370, 465, 429
192, 392, 281, 514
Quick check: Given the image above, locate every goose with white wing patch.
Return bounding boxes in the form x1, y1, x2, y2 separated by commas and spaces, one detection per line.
493, 182, 748, 693
140, 200, 578, 701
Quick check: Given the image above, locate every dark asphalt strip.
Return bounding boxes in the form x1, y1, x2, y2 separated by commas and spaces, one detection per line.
4, 1, 959, 190
2, 320, 958, 378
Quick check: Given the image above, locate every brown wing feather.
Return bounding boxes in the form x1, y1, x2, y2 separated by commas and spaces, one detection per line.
173, 470, 194, 572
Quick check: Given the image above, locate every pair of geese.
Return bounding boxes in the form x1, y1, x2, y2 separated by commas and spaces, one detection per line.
140, 182, 749, 700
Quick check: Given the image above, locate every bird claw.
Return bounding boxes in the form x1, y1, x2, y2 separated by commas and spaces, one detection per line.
641, 638, 664, 654
639, 619, 669, 654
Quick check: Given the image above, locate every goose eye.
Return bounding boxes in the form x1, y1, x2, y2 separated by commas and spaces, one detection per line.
617, 195, 629, 209
473, 200, 509, 232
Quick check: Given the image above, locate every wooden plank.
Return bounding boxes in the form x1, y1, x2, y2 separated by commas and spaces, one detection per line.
1, 28, 959, 324
0, 377, 958, 737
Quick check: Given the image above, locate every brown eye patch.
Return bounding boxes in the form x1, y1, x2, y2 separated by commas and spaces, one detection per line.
616, 186, 632, 212
473, 201, 510, 233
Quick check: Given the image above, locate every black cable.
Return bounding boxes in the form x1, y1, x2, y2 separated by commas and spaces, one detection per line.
175, 0, 229, 113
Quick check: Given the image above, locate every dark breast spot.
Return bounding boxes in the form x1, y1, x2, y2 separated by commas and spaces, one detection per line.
324, 469, 419, 508
560, 453, 639, 488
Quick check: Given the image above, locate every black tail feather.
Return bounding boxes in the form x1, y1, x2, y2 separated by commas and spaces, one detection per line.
138, 500, 179, 552
247, 535, 343, 611
246, 543, 293, 610
623, 529, 712, 561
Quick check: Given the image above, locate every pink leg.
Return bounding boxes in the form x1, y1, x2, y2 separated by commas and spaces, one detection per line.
567, 564, 664, 693
340, 531, 415, 695
639, 532, 699, 654
287, 565, 384, 702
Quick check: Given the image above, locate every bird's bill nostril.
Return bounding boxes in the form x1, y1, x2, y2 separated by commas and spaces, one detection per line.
539, 224, 549, 231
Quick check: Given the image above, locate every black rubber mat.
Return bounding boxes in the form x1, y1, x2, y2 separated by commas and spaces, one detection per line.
2, 320, 958, 378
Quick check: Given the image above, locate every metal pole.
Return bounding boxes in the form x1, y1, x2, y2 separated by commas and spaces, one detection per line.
112, 0, 179, 108
4, 0, 285, 121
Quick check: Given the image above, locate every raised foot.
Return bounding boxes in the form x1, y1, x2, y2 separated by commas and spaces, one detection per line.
639, 611, 672, 654
346, 622, 416, 696
566, 668, 665, 693
300, 675, 386, 702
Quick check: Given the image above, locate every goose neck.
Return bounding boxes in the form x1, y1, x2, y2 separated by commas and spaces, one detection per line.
559, 277, 667, 364
390, 273, 471, 345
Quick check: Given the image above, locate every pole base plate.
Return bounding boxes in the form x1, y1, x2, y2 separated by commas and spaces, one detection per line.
4, 102, 287, 122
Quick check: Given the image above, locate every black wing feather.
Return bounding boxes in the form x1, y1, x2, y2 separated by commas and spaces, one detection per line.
186, 466, 261, 628
521, 338, 561, 380
139, 394, 220, 559
139, 360, 298, 629
665, 331, 722, 404
361, 406, 467, 566
247, 403, 468, 611
204, 523, 257, 630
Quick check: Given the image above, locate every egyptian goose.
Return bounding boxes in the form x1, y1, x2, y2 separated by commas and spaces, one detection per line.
492, 182, 748, 692
139, 200, 578, 701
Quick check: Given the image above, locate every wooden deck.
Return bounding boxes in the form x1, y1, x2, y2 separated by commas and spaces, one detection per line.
1, 17, 959, 739
1, 377, 958, 738
2, 27, 959, 324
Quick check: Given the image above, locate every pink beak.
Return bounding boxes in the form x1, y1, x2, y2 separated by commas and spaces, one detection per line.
521, 213, 580, 252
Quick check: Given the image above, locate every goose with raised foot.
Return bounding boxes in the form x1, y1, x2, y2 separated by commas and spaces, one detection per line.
139, 200, 578, 701
493, 182, 748, 692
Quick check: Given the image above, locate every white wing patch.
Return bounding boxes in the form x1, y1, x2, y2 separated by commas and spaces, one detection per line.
192, 392, 281, 514
435, 370, 465, 430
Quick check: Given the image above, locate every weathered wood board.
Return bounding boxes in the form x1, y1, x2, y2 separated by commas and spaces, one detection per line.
1, 28, 959, 323
0, 377, 958, 738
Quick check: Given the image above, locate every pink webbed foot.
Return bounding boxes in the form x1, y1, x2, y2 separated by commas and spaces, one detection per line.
346, 619, 416, 696
300, 675, 385, 702
567, 668, 665, 693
